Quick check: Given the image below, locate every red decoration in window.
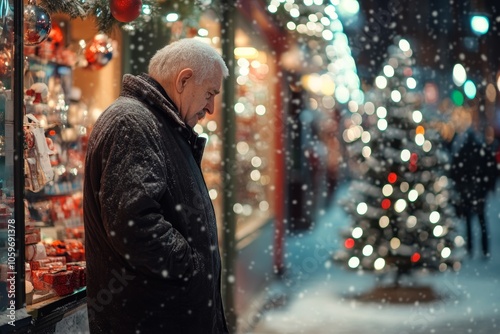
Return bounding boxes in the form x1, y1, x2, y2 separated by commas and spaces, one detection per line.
381, 199, 391, 209
345, 238, 355, 249
388, 172, 397, 184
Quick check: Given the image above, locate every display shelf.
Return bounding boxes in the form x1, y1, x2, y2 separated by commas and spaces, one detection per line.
26, 288, 86, 323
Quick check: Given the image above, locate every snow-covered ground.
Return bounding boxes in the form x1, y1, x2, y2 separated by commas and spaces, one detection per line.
249, 181, 500, 334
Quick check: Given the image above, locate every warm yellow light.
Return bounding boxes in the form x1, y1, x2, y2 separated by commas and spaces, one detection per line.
320, 74, 335, 95
234, 47, 259, 59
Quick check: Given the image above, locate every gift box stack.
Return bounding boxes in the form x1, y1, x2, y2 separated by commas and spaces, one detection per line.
23, 199, 86, 301
27, 246, 87, 297
26, 232, 86, 298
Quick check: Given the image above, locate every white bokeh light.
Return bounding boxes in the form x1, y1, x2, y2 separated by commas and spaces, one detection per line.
441, 247, 451, 258
362, 146, 372, 158
362, 245, 374, 257
452, 63, 467, 86
433, 225, 444, 237
348, 256, 360, 269
406, 77, 417, 89
401, 149, 411, 162
407, 215, 417, 228
375, 76, 388, 89
383, 65, 395, 77
352, 227, 363, 239
356, 202, 368, 215
391, 90, 402, 102
374, 258, 386, 270
394, 199, 407, 212
377, 119, 388, 131
412, 110, 422, 123
382, 184, 393, 196
379, 216, 390, 228
430, 211, 441, 223
408, 189, 418, 202
415, 133, 425, 146
376, 106, 387, 118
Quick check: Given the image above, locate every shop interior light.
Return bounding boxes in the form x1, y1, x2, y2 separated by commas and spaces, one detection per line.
165, 13, 179, 22
470, 14, 489, 35
198, 28, 208, 37
234, 47, 259, 59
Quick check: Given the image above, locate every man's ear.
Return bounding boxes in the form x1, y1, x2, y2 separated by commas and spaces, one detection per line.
175, 68, 194, 93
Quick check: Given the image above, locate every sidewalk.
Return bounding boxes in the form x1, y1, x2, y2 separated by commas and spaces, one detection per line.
247, 181, 500, 334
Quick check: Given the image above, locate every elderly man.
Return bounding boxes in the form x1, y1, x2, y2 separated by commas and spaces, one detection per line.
83, 38, 229, 333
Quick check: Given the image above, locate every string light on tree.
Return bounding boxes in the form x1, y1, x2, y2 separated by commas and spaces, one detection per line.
337, 37, 463, 285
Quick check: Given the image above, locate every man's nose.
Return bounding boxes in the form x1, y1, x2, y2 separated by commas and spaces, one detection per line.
206, 98, 215, 114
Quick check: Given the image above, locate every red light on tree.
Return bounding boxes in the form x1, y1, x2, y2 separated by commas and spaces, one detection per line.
388, 172, 397, 183
345, 238, 355, 249
411, 252, 421, 262
381, 198, 391, 209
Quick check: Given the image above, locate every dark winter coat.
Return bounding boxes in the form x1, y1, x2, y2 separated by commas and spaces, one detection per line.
449, 128, 497, 215
83, 73, 229, 333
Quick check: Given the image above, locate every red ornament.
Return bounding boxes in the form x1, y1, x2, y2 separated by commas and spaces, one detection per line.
411, 252, 421, 263
110, 0, 143, 23
24, 0, 52, 46
0, 47, 12, 77
49, 21, 64, 45
344, 238, 355, 249
381, 199, 391, 210
85, 34, 114, 70
387, 172, 397, 184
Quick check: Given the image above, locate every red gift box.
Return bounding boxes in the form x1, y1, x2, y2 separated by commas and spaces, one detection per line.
67, 262, 86, 289
32, 269, 51, 291
43, 270, 74, 296
25, 228, 41, 245
25, 225, 39, 234
30, 256, 67, 270
32, 269, 75, 296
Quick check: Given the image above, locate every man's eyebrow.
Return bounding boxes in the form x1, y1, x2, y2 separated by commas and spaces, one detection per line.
212, 89, 220, 95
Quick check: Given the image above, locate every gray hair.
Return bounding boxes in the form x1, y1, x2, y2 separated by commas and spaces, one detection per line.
148, 38, 229, 85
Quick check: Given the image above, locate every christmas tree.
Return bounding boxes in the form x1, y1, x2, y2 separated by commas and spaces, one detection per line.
336, 38, 462, 285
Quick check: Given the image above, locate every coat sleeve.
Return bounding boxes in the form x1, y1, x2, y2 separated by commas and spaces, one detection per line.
97, 110, 197, 280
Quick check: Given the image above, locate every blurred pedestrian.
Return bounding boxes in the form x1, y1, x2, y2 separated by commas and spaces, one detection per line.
449, 127, 497, 258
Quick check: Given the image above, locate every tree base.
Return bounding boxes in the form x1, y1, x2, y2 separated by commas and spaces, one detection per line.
351, 285, 440, 304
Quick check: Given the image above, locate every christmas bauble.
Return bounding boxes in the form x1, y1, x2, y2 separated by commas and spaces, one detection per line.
110, 0, 142, 23
84, 34, 113, 70
49, 21, 64, 45
0, 47, 11, 77
0, 5, 14, 48
24, 1, 51, 46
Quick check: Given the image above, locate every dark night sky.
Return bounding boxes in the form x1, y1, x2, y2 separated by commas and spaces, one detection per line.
343, 0, 500, 94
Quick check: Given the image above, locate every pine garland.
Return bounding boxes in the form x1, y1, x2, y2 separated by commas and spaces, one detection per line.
37, 0, 209, 33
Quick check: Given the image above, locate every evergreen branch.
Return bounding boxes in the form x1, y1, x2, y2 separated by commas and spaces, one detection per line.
37, 0, 207, 34
38, 0, 93, 19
